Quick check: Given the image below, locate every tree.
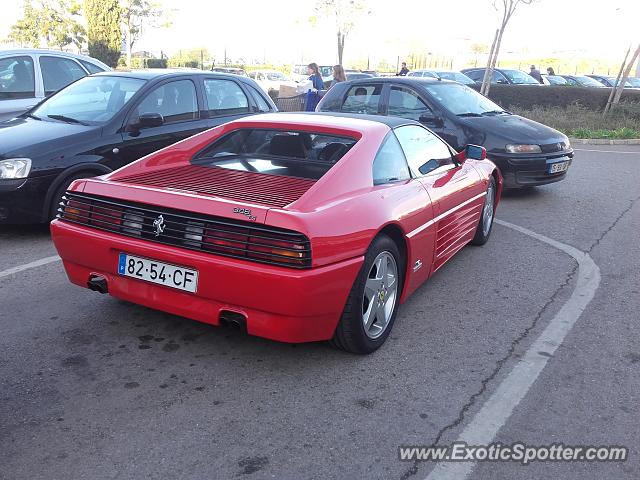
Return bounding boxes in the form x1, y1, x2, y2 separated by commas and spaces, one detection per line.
605, 43, 640, 114
8, 0, 41, 47
39, 0, 86, 50
120, 0, 165, 67
480, 0, 535, 96
85, 0, 122, 67
312, 0, 370, 65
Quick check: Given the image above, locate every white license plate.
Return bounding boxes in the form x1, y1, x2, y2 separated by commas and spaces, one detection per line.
548, 161, 570, 174
117, 253, 198, 293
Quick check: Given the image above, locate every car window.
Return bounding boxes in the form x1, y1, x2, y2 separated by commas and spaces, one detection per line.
372, 132, 411, 185
247, 85, 271, 112
501, 69, 539, 85
39, 56, 87, 95
492, 71, 508, 83
79, 59, 105, 74
0, 55, 35, 99
424, 82, 504, 116
33, 75, 145, 124
464, 70, 483, 82
341, 84, 382, 114
394, 125, 453, 176
204, 79, 250, 116
388, 86, 432, 121
135, 79, 198, 124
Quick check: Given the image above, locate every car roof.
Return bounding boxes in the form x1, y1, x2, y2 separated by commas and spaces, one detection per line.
231, 112, 420, 130
344, 76, 456, 86
91, 69, 253, 81
0, 48, 109, 68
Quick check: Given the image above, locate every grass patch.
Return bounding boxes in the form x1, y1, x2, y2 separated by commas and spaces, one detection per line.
509, 103, 640, 139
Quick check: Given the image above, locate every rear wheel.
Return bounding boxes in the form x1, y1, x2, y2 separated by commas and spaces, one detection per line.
471, 175, 496, 246
331, 235, 404, 354
48, 172, 95, 221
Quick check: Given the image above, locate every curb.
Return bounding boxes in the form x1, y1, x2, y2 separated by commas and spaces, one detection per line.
569, 138, 640, 145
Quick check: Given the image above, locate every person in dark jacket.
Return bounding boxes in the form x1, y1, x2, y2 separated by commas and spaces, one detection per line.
529, 65, 543, 83
547, 67, 556, 76
397, 62, 409, 76
305, 63, 324, 111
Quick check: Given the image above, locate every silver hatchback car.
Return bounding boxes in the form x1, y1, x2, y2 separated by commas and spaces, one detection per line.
0, 49, 110, 122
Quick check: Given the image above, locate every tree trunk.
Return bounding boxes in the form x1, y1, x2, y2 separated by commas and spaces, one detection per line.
484, 27, 504, 97
481, 29, 499, 96
604, 46, 630, 115
126, 23, 132, 67
337, 30, 344, 65
613, 43, 640, 105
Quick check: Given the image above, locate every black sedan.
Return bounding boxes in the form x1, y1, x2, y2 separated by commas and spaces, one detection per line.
558, 75, 608, 88
0, 69, 275, 224
461, 67, 541, 86
316, 77, 573, 188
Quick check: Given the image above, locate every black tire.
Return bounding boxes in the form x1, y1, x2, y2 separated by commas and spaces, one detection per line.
331, 234, 404, 354
48, 172, 94, 221
471, 175, 496, 246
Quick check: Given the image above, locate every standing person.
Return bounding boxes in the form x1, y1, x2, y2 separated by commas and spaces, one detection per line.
331, 64, 346, 86
529, 65, 543, 83
546, 67, 556, 76
397, 62, 409, 76
305, 62, 324, 111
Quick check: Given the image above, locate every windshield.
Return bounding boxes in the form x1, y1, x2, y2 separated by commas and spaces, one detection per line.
319, 66, 333, 77
423, 82, 505, 116
626, 77, 640, 87
266, 72, 286, 81
546, 75, 568, 85
32, 75, 145, 125
574, 75, 606, 87
436, 71, 476, 85
501, 69, 539, 84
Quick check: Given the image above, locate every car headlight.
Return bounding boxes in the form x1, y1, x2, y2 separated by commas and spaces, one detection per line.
0, 158, 32, 179
505, 144, 542, 154
561, 137, 571, 150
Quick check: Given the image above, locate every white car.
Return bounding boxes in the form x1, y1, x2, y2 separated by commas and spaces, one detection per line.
248, 70, 296, 94
0, 49, 110, 122
290, 64, 333, 86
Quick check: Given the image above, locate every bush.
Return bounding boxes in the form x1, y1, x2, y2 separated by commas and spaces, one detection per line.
509, 103, 640, 138
472, 84, 640, 111
128, 58, 167, 69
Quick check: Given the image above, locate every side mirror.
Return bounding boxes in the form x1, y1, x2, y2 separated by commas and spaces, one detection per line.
138, 112, 164, 129
419, 113, 444, 128
456, 144, 487, 164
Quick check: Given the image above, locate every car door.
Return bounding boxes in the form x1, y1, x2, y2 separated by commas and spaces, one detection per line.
116, 77, 209, 168
201, 77, 256, 128
38, 55, 87, 97
385, 84, 461, 149
394, 124, 484, 272
0, 55, 38, 121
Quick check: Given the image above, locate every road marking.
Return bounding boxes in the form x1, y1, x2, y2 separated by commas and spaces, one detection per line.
0, 255, 61, 279
424, 219, 601, 480
574, 148, 640, 154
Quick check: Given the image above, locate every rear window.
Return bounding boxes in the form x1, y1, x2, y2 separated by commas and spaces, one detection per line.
192, 129, 357, 180
341, 84, 382, 114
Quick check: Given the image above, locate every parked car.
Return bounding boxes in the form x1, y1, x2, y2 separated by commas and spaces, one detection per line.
345, 72, 374, 81
290, 64, 333, 84
211, 67, 247, 76
586, 74, 633, 88
408, 69, 475, 85
541, 74, 569, 86
51, 112, 501, 353
625, 77, 640, 88
461, 67, 541, 85
0, 69, 276, 224
558, 74, 608, 88
0, 49, 110, 122
247, 69, 296, 93
317, 77, 573, 188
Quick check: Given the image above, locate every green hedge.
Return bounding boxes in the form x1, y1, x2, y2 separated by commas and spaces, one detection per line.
128, 57, 168, 69
471, 84, 640, 111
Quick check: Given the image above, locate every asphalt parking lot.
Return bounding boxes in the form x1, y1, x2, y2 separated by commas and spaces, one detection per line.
1, 144, 639, 480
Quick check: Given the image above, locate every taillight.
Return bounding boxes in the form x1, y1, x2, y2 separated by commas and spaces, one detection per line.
247, 235, 308, 266
64, 198, 89, 222
91, 205, 123, 227
203, 226, 248, 254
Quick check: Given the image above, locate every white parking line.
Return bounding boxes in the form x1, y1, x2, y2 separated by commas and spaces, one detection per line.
574, 148, 640, 154
424, 219, 601, 480
0, 255, 61, 279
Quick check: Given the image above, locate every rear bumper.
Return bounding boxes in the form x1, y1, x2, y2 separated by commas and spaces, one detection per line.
51, 220, 363, 343
490, 153, 573, 188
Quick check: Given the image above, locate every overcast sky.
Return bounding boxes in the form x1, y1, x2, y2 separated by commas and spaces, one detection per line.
1, 0, 638, 66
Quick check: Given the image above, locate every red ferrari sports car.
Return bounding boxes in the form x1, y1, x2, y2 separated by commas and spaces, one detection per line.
51, 112, 502, 353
